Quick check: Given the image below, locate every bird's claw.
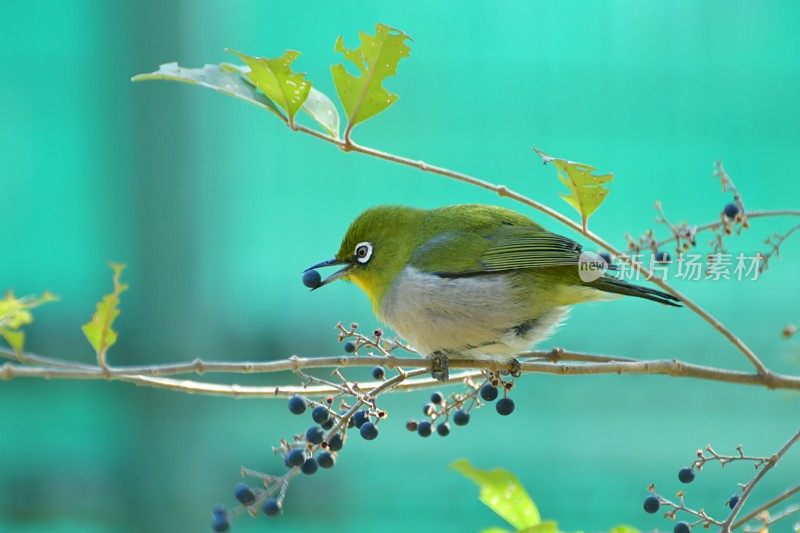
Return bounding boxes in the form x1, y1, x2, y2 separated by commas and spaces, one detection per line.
429, 352, 449, 382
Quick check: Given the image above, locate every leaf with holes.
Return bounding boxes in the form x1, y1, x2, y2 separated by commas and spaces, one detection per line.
534, 147, 613, 232
82, 263, 128, 367
331, 23, 411, 139
0, 291, 58, 356
227, 49, 311, 126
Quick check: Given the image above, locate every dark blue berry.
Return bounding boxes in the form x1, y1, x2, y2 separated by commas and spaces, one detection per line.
312, 406, 330, 424
496, 397, 515, 415
643, 495, 660, 513
360, 422, 378, 440
452, 410, 470, 426
263, 497, 282, 516
328, 433, 344, 451
317, 451, 335, 468
480, 384, 499, 402
723, 203, 740, 219
674, 522, 691, 533
211, 514, 229, 532
211, 504, 227, 518
301, 457, 318, 475
423, 403, 436, 416
678, 467, 695, 484
599, 251, 613, 265
436, 422, 450, 436
305, 426, 324, 445
343, 341, 356, 353
233, 482, 256, 506
371, 366, 385, 380
321, 418, 334, 430
728, 495, 739, 509
417, 421, 432, 437
286, 448, 305, 467
287, 395, 306, 415
302, 269, 322, 289
430, 391, 444, 404
655, 251, 671, 263
352, 410, 369, 428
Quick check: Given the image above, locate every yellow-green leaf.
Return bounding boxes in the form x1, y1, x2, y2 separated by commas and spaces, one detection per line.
82, 263, 128, 367
534, 147, 613, 232
228, 49, 311, 126
331, 23, 411, 139
0, 291, 58, 355
451, 459, 541, 530
607, 526, 640, 533
519, 521, 560, 533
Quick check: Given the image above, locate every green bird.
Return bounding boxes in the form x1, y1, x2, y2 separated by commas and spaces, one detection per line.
304, 204, 680, 380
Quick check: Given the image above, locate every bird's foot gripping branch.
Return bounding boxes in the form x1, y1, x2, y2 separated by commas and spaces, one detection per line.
3, 21, 800, 533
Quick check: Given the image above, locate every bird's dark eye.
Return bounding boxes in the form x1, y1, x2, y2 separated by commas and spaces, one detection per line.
354, 242, 373, 264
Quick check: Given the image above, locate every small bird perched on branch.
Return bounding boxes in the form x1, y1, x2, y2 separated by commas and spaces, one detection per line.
304, 205, 680, 381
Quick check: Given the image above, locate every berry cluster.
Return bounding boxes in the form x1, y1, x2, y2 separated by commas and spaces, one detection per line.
641, 443, 770, 531
405, 373, 517, 439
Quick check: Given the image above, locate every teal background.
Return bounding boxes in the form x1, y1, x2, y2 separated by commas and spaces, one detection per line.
1, 1, 799, 532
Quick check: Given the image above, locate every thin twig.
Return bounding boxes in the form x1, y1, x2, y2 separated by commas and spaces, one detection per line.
733, 484, 800, 529
721, 429, 800, 532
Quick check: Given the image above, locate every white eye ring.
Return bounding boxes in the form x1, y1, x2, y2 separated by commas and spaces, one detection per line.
354, 242, 373, 264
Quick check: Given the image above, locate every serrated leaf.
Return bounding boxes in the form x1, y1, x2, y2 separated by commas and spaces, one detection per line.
331, 23, 411, 139
132, 62, 285, 119
0, 291, 58, 356
452, 459, 541, 530
227, 49, 311, 126
534, 147, 613, 232
82, 263, 128, 367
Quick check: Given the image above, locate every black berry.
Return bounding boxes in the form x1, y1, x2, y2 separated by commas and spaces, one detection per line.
312, 406, 330, 424
211, 515, 229, 532
328, 433, 344, 451
655, 250, 671, 263
317, 451, 335, 468
436, 422, 450, 436
678, 467, 695, 484
352, 410, 369, 428
302, 269, 322, 289
343, 341, 356, 353
305, 426, 324, 445
321, 418, 334, 430
211, 504, 227, 518
452, 410, 470, 426
643, 495, 660, 513
287, 395, 306, 415
728, 495, 739, 509
723, 202, 740, 219
406, 420, 418, 431
430, 391, 444, 404
263, 497, 282, 516
286, 448, 305, 467
480, 384, 499, 402
233, 482, 256, 506
371, 366, 385, 380
360, 422, 378, 440
674, 522, 691, 533
496, 397, 515, 416
599, 251, 613, 265
301, 457, 319, 475
417, 421, 432, 437
423, 403, 436, 416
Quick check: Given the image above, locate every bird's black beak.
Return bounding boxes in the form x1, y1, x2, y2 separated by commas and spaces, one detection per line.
303, 258, 352, 289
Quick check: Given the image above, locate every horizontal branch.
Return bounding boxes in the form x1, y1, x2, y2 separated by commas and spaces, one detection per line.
2, 347, 798, 398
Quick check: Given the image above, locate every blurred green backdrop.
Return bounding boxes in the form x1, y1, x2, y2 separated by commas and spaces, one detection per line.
1, 1, 799, 532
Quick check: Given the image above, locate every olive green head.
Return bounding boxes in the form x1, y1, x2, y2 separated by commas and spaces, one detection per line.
304, 206, 426, 306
